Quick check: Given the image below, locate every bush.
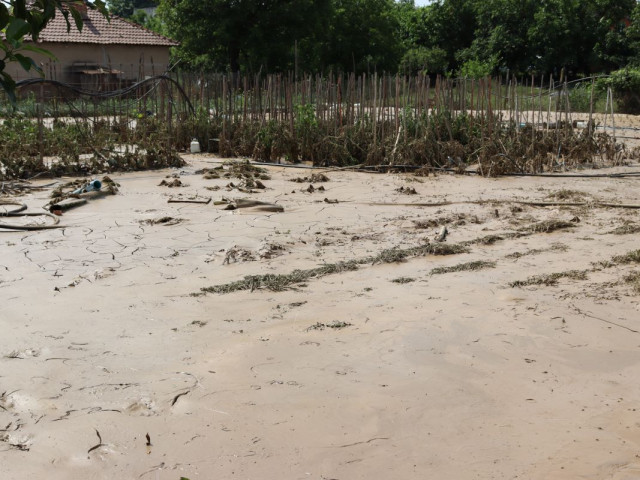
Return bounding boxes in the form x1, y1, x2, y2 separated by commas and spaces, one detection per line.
457, 58, 494, 79
597, 68, 640, 114
399, 47, 448, 76
568, 81, 601, 113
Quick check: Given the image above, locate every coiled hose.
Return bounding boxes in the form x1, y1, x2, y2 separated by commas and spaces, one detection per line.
0, 201, 62, 231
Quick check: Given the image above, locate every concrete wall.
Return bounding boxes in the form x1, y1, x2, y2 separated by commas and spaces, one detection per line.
6, 43, 171, 85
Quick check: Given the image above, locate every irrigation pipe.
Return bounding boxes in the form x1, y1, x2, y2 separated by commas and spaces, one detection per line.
15, 75, 196, 116
0, 201, 62, 231
360, 200, 640, 210
251, 161, 640, 178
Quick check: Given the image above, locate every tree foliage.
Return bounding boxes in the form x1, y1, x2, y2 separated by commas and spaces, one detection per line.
109, 0, 157, 18
158, 0, 399, 73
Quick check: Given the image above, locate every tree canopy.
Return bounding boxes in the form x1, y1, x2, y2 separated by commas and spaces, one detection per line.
109, 0, 156, 18
156, 0, 640, 77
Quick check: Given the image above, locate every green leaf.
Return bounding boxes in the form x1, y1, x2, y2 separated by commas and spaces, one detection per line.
0, 72, 17, 104
69, 7, 84, 32
5, 18, 31, 44
13, 0, 27, 19
13, 53, 35, 72
0, 4, 10, 31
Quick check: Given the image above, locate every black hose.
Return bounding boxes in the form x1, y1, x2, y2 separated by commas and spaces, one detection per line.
0, 201, 62, 231
15, 75, 196, 116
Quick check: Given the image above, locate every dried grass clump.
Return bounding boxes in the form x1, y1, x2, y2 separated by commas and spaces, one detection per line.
202, 260, 360, 293
413, 213, 470, 229
201, 241, 470, 294
290, 173, 330, 183
612, 250, 640, 265
395, 186, 418, 195
607, 222, 640, 235
505, 243, 568, 259
623, 271, 640, 293
430, 260, 496, 275
509, 269, 588, 288
141, 216, 183, 226
391, 277, 415, 284
224, 160, 271, 180
370, 243, 469, 264
464, 234, 504, 246
520, 219, 575, 233
307, 321, 352, 331
545, 189, 589, 201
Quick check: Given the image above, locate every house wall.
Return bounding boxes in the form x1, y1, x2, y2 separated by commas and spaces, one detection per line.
6, 43, 171, 84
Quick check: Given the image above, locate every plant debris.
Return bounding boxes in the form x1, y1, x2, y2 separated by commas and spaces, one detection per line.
623, 271, 640, 293
395, 186, 418, 195
202, 260, 360, 293
545, 189, 590, 201
607, 222, 640, 235
413, 214, 473, 228
430, 260, 496, 275
290, 173, 330, 183
258, 242, 286, 259
223, 160, 271, 180
222, 246, 256, 264
141, 217, 184, 226
505, 243, 568, 259
201, 241, 469, 294
509, 269, 589, 287
158, 178, 184, 188
306, 321, 352, 331
612, 250, 640, 265
465, 234, 504, 246
520, 219, 576, 233
391, 277, 415, 284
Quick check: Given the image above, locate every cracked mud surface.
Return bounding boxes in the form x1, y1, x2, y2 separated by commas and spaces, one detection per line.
1, 156, 640, 479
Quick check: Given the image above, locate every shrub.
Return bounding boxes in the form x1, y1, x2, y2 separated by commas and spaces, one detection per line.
597, 68, 640, 114
399, 47, 448, 76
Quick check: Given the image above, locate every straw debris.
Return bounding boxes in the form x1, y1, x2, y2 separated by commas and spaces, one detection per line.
391, 277, 416, 284
607, 222, 640, 235
430, 260, 496, 275
623, 271, 640, 293
520, 219, 575, 233
306, 321, 352, 331
509, 270, 589, 287
545, 189, 590, 201
505, 243, 568, 259
612, 250, 640, 265
290, 173, 330, 183
201, 241, 469, 294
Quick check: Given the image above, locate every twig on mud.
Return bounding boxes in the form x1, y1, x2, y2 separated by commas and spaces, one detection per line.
87, 429, 105, 454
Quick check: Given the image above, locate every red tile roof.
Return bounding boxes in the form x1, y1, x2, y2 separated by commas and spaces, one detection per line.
34, 9, 178, 46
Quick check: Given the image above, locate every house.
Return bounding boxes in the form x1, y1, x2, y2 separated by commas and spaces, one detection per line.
6, 3, 177, 90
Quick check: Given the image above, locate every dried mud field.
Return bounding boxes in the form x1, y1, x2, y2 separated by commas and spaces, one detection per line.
2, 156, 640, 480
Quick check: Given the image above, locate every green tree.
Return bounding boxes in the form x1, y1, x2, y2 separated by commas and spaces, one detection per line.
1, 0, 107, 100
399, 46, 448, 75
464, 0, 536, 75
158, 0, 330, 73
526, 0, 635, 76
424, 0, 477, 73
627, 2, 640, 65
109, 0, 156, 18
324, 0, 401, 72
593, 0, 637, 71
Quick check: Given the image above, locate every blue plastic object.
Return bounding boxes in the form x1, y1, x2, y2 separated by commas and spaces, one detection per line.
72, 179, 102, 195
